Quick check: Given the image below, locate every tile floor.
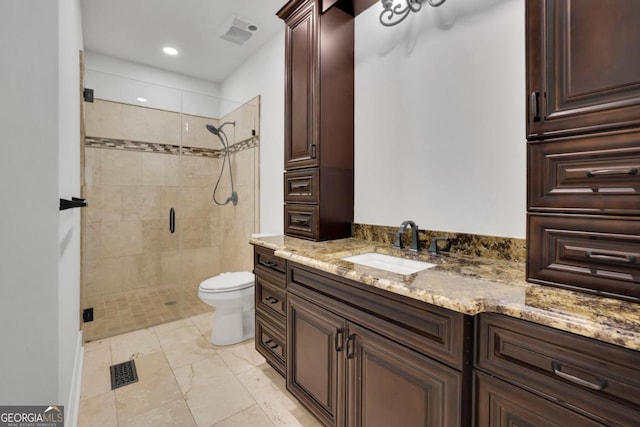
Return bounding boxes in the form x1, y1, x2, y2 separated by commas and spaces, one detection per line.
82, 287, 211, 342
78, 312, 320, 426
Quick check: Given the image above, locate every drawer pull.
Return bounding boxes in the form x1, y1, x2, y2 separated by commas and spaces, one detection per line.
586, 250, 637, 264
291, 217, 310, 226
551, 361, 608, 391
586, 167, 638, 177
259, 260, 278, 268
291, 182, 310, 191
264, 339, 279, 350
264, 296, 279, 304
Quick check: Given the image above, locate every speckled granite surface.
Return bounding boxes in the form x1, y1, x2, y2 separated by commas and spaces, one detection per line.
250, 235, 640, 352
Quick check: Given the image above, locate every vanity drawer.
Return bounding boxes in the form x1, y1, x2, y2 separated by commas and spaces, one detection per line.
254, 246, 286, 279
255, 314, 286, 376
284, 204, 318, 240
284, 168, 318, 203
528, 213, 640, 301
256, 274, 286, 324
528, 131, 640, 214
476, 313, 640, 425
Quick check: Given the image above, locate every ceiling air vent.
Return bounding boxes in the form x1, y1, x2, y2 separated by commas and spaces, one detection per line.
218, 16, 258, 46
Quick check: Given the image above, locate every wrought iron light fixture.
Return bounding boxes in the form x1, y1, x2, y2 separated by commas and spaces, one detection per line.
380, 0, 447, 26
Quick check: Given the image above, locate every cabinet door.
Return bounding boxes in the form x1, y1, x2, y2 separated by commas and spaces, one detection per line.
475, 372, 605, 427
527, 0, 640, 139
284, 0, 319, 170
287, 292, 346, 427
347, 323, 465, 427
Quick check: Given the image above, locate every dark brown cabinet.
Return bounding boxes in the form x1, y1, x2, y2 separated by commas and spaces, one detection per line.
287, 292, 346, 427
474, 313, 640, 426
526, 0, 640, 302
253, 246, 287, 376
347, 323, 463, 427
278, 0, 354, 241
286, 262, 471, 427
526, 0, 640, 139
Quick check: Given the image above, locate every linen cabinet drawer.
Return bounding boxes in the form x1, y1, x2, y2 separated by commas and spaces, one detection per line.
528, 213, 640, 301
476, 313, 640, 426
256, 275, 286, 324
528, 131, 640, 214
255, 314, 286, 376
284, 168, 318, 203
284, 204, 317, 240
254, 246, 286, 279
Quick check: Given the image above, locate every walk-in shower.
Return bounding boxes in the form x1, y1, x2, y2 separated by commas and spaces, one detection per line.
80, 73, 260, 342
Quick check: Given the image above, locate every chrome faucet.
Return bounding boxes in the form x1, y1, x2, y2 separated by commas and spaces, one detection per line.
392, 220, 421, 253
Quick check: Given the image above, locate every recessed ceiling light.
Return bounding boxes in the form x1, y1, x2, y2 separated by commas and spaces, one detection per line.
163, 46, 178, 56
137, 97, 148, 102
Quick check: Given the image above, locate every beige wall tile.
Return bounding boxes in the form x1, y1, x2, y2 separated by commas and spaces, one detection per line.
121, 254, 161, 290
84, 220, 101, 261
182, 220, 211, 249
122, 186, 162, 220
101, 149, 143, 186
141, 220, 179, 253
101, 220, 142, 257
86, 186, 122, 221
84, 147, 102, 188
84, 257, 123, 297
160, 251, 181, 287
181, 155, 215, 187
142, 152, 179, 187
181, 186, 214, 220
85, 99, 123, 139
122, 104, 181, 145
183, 115, 220, 150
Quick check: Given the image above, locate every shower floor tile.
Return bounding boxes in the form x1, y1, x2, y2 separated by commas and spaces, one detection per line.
82, 287, 211, 342
78, 314, 321, 427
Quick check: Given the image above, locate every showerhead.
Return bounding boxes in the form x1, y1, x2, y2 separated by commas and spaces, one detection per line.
205, 124, 219, 135
205, 121, 236, 136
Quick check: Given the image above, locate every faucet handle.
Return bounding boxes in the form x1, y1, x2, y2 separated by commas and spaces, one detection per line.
387, 231, 404, 249
428, 237, 450, 255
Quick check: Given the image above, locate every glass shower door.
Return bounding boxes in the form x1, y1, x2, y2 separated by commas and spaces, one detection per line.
81, 78, 185, 341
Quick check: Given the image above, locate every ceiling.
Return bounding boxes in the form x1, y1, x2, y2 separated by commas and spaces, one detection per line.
81, 0, 286, 83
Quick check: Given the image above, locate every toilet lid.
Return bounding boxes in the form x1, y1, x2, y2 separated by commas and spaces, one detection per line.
199, 272, 255, 293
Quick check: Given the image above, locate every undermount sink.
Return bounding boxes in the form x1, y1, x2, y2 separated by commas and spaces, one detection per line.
341, 252, 436, 275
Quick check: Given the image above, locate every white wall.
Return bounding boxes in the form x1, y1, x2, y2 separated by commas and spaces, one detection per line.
59, 0, 84, 422
354, 0, 526, 238
221, 30, 285, 235
0, 0, 61, 404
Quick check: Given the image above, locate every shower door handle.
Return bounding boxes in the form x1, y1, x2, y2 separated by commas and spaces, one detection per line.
169, 208, 175, 234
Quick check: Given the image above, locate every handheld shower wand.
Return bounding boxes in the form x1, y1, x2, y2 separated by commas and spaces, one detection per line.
206, 122, 238, 206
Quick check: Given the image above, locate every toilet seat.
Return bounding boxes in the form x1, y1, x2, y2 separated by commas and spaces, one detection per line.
199, 272, 254, 293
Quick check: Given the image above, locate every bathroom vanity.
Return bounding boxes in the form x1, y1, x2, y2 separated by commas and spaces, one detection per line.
252, 236, 640, 427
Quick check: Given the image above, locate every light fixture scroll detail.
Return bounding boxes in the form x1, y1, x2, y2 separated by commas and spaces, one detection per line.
380, 0, 447, 27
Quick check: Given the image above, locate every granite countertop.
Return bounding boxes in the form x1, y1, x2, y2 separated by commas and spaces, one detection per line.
250, 235, 640, 352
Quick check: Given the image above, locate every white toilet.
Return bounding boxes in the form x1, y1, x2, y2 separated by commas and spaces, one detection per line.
198, 271, 255, 346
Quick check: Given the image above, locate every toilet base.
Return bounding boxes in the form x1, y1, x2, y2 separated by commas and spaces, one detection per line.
210, 306, 255, 346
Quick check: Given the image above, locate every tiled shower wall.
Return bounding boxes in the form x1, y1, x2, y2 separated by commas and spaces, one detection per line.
82, 98, 259, 341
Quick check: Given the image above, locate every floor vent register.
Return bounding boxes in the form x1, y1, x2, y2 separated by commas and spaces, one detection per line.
110, 360, 139, 390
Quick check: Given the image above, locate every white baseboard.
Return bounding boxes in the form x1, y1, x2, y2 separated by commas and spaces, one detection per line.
65, 331, 84, 427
